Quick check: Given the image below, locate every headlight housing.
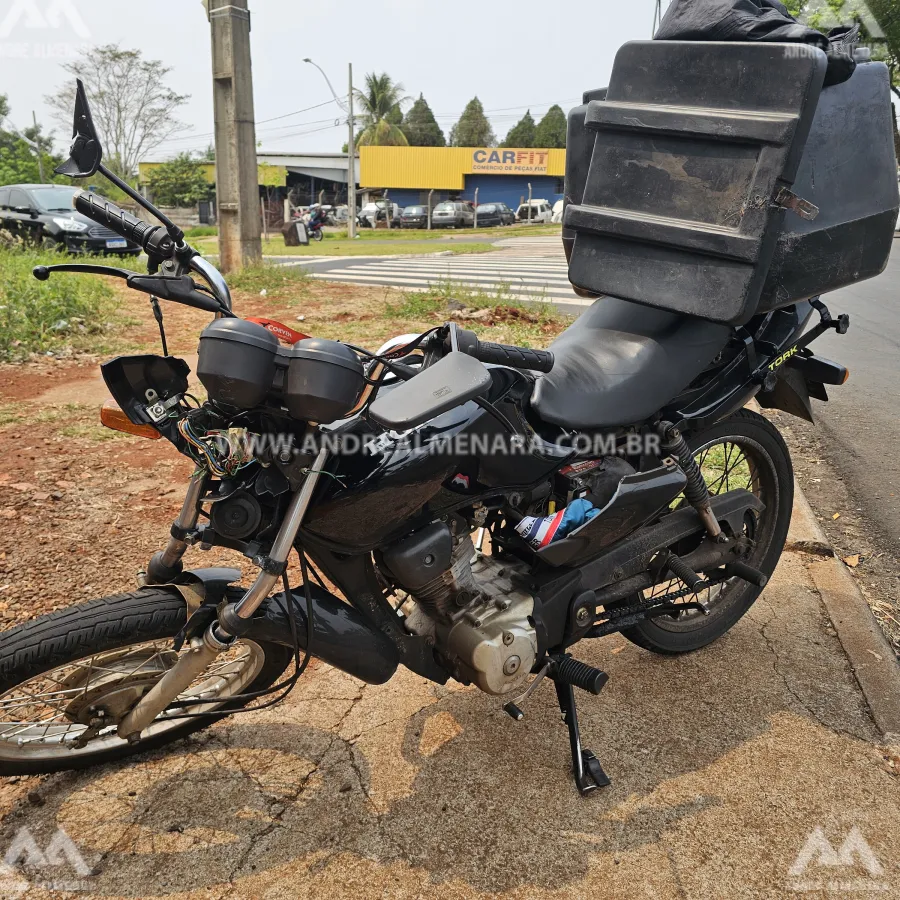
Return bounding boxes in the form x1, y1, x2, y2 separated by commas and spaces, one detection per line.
52, 217, 89, 233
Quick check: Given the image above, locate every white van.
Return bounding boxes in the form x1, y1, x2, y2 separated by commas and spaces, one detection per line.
515, 199, 553, 223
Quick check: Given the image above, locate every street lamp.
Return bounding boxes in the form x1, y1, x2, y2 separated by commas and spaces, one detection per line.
304, 58, 357, 239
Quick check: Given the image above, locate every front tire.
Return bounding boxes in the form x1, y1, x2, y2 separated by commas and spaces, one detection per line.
0, 590, 293, 775
620, 409, 793, 655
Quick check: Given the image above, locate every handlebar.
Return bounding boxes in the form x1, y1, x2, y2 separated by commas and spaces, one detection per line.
73, 191, 175, 258
452, 328, 554, 373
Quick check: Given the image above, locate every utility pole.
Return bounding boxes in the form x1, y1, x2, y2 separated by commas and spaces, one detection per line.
207, 0, 261, 272
32, 112, 45, 183
347, 63, 357, 239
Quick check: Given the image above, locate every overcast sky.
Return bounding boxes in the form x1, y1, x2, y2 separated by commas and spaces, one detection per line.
0, 0, 659, 159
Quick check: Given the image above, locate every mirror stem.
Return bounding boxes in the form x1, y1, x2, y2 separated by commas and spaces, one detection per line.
97, 163, 185, 246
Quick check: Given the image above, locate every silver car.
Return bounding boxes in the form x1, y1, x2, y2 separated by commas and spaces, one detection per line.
432, 200, 475, 228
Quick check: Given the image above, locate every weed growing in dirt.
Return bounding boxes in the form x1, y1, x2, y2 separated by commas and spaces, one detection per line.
226, 262, 312, 299
0, 247, 115, 361
383, 279, 570, 349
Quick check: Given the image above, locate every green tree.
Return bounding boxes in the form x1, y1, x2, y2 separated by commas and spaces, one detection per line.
501, 110, 536, 148
0, 96, 62, 185
450, 97, 496, 147
534, 104, 568, 148
784, 0, 899, 153
145, 153, 214, 207
401, 94, 446, 147
46, 43, 189, 180
355, 73, 409, 146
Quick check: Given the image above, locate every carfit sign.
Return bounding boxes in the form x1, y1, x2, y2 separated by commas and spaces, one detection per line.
471, 149, 550, 175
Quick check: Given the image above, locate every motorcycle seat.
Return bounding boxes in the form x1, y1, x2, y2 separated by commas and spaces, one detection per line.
531, 296, 732, 430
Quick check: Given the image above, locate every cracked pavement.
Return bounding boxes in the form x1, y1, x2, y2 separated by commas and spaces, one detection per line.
2, 520, 899, 899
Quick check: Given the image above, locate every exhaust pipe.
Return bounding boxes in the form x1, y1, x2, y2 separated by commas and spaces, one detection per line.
242, 584, 400, 686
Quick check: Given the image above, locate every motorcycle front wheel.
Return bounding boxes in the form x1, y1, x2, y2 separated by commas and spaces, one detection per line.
0, 590, 293, 775
620, 409, 793, 655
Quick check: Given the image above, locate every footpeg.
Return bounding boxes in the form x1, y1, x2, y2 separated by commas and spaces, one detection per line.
551, 655, 608, 695
724, 560, 768, 588
665, 552, 705, 592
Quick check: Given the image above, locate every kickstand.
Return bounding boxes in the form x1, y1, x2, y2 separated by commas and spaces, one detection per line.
554, 680, 610, 795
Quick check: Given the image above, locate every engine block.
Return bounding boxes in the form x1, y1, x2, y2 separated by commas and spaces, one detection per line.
404, 540, 537, 696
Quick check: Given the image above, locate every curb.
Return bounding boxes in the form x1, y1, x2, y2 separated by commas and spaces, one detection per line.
787, 482, 900, 740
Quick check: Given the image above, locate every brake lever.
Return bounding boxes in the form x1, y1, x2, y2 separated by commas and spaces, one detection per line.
33, 263, 135, 281
33, 265, 227, 316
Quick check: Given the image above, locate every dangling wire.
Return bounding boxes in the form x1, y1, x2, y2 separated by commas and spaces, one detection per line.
160, 549, 315, 719
149, 295, 168, 357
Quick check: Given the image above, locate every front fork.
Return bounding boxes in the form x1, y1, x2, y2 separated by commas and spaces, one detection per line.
118, 448, 328, 741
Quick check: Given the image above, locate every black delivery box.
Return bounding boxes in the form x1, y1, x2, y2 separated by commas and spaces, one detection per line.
564, 41, 899, 325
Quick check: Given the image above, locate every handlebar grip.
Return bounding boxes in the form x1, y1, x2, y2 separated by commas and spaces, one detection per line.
471, 339, 554, 373
73, 191, 171, 256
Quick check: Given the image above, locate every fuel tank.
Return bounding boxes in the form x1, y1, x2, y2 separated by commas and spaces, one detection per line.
302, 367, 569, 550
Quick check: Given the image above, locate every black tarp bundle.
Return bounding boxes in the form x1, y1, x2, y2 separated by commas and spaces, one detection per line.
655, 0, 857, 85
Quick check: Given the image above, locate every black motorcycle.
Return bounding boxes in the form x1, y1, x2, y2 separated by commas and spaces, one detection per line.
0, 48, 892, 796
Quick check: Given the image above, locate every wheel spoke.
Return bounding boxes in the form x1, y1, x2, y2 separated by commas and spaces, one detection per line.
0, 637, 265, 756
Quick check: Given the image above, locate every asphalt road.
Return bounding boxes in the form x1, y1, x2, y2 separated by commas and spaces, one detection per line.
809, 240, 900, 546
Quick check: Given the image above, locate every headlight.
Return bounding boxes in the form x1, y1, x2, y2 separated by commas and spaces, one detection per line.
52, 217, 88, 233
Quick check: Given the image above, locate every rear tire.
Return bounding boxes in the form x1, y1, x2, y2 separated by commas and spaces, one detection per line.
620, 409, 793, 655
0, 590, 293, 775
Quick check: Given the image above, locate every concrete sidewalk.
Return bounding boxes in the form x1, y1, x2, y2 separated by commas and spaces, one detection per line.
3, 500, 899, 899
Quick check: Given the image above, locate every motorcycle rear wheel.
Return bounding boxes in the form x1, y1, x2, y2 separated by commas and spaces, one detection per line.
620, 409, 793, 655
0, 590, 293, 775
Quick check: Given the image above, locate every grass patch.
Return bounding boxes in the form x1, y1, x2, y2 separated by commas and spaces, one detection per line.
3, 402, 125, 442
259, 239, 494, 257
0, 402, 25, 427
184, 225, 218, 238
0, 246, 116, 361
226, 261, 312, 299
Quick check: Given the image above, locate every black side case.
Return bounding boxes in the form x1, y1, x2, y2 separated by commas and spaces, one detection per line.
564, 41, 898, 325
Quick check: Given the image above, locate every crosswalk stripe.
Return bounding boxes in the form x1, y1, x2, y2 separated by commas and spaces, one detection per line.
367, 260, 569, 273
307, 271, 588, 303
335, 265, 571, 280
294, 236, 587, 306
310, 268, 573, 290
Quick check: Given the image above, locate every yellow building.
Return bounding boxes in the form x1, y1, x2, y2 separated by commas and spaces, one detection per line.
359, 146, 567, 209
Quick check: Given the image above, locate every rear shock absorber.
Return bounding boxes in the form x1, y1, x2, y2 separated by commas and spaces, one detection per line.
657, 421, 726, 542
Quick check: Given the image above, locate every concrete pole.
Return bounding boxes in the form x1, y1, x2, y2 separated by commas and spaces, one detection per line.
384, 190, 390, 229
527, 182, 532, 224
208, 0, 261, 272
347, 63, 357, 240
427, 189, 433, 230
473, 187, 478, 229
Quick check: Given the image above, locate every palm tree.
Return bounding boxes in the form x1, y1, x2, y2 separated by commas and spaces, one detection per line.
355, 73, 409, 146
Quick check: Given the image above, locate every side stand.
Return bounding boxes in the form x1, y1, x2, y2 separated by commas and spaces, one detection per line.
554, 679, 610, 795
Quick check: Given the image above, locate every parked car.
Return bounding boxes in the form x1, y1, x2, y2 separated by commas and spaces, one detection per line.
432, 200, 475, 228
515, 199, 554, 224
358, 200, 403, 228
400, 205, 428, 228
330, 205, 350, 225
474, 202, 516, 227
551, 199, 564, 224
0, 184, 141, 255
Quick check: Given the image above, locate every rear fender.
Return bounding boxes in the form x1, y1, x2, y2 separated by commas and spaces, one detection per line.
757, 351, 848, 423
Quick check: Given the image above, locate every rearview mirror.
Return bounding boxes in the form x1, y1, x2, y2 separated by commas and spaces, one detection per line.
55, 78, 102, 178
